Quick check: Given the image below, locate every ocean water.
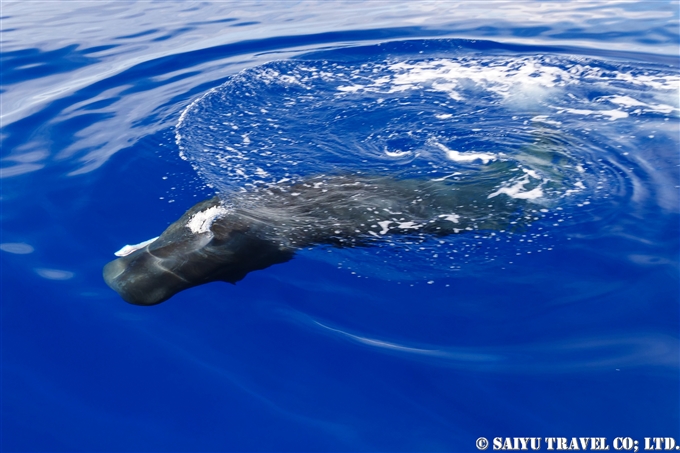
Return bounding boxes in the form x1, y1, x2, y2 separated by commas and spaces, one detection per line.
1, 2, 679, 452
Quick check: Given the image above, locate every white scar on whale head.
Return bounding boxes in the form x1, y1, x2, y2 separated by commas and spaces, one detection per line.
114, 237, 159, 257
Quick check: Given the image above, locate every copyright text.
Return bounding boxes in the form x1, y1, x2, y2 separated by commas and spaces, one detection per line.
475, 437, 679, 452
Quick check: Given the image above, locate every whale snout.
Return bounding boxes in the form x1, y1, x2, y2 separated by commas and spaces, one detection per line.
103, 218, 295, 305
103, 250, 187, 306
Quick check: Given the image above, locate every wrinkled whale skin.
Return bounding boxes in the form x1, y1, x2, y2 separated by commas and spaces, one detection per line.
104, 175, 521, 305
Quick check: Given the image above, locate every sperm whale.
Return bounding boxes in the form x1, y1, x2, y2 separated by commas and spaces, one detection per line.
103, 174, 524, 305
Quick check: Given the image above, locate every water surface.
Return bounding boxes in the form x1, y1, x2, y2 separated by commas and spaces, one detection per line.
1, 2, 678, 451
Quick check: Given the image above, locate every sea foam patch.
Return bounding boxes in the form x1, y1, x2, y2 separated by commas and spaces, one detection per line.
435, 142, 497, 164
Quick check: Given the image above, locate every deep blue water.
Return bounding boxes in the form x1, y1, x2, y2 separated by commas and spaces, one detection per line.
2, 2, 679, 452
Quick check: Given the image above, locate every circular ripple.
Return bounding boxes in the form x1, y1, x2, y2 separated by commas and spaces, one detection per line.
175, 39, 679, 277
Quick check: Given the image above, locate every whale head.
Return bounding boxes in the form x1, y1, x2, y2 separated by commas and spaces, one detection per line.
103, 197, 294, 305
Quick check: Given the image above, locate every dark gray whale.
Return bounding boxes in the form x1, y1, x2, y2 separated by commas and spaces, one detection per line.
103, 175, 524, 305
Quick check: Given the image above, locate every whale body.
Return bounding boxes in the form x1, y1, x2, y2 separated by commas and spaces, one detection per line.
103, 175, 523, 305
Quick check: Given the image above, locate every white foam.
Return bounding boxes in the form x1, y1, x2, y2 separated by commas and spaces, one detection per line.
531, 115, 562, 126
384, 149, 412, 158
337, 84, 365, 93
521, 168, 540, 179
606, 95, 647, 108
254, 167, 269, 177
600, 109, 629, 120
439, 214, 460, 223
604, 95, 677, 114
436, 142, 496, 164
382, 58, 566, 101
488, 175, 544, 200
557, 107, 629, 121
332, 58, 680, 118
377, 220, 392, 235
186, 205, 230, 234
279, 75, 301, 85
612, 72, 680, 91
114, 236, 159, 257
397, 221, 422, 229
431, 172, 461, 182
